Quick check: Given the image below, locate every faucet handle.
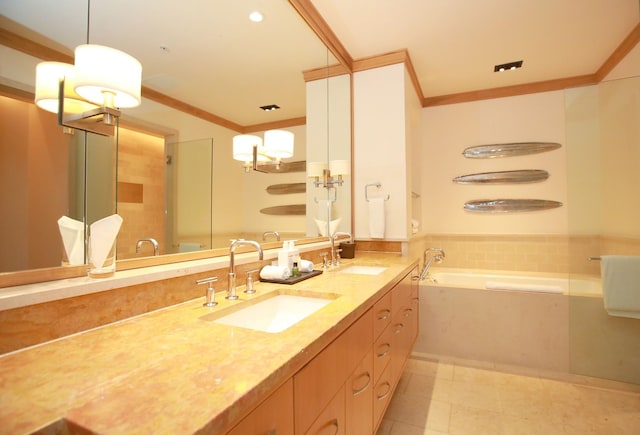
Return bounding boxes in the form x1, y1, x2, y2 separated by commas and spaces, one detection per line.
197, 277, 218, 307
244, 269, 259, 294
320, 252, 329, 269
335, 248, 342, 266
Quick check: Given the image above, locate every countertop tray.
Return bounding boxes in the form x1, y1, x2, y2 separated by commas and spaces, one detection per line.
260, 269, 323, 285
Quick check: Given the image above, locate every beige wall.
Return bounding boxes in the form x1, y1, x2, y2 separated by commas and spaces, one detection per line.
420, 90, 568, 235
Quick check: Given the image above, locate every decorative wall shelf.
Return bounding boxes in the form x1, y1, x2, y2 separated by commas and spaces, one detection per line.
266, 183, 306, 195
464, 199, 562, 213
260, 204, 306, 215
462, 142, 561, 159
453, 169, 549, 184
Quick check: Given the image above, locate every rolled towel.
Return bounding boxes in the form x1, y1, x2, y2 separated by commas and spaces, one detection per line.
260, 265, 291, 280
299, 259, 314, 273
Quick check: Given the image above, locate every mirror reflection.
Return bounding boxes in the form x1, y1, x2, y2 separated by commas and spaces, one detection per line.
0, 0, 350, 278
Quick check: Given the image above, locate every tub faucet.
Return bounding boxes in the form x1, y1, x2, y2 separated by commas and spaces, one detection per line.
419, 247, 445, 281
136, 238, 159, 256
330, 231, 352, 266
227, 239, 263, 300
262, 230, 280, 241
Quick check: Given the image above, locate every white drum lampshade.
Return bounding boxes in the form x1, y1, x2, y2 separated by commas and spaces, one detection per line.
233, 134, 267, 162
73, 44, 142, 108
263, 129, 294, 159
35, 62, 96, 114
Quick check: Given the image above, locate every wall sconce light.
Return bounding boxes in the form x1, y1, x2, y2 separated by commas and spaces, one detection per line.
33, 1, 142, 136
233, 129, 294, 172
308, 159, 349, 189
34, 45, 141, 136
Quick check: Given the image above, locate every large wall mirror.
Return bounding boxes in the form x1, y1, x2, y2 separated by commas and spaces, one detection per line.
0, 0, 352, 283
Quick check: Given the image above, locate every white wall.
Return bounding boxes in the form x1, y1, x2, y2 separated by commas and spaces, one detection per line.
353, 63, 409, 240
420, 91, 568, 235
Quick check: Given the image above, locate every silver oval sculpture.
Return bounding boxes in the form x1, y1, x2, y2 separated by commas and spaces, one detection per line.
453, 169, 549, 184
464, 199, 562, 213
462, 142, 561, 159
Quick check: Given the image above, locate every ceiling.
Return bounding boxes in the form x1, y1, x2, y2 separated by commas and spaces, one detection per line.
312, 0, 639, 98
1, 0, 639, 129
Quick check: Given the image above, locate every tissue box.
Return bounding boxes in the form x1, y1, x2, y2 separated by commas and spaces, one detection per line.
340, 242, 356, 259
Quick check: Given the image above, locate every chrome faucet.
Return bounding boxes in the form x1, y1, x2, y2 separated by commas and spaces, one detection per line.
330, 231, 352, 266
419, 247, 445, 281
262, 230, 281, 241
227, 239, 263, 300
136, 238, 159, 256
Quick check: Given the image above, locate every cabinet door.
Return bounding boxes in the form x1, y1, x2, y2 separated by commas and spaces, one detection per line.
345, 350, 373, 435
305, 385, 345, 435
294, 310, 372, 434
227, 378, 294, 435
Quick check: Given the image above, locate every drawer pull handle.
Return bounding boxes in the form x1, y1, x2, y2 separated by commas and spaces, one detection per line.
403, 308, 413, 318
376, 343, 391, 358
377, 309, 391, 321
376, 381, 392, 400
394, 323, 404, 334
352, 371, 371, 396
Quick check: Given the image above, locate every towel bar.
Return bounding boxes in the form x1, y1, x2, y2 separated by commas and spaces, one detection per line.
365, 182, 390, 202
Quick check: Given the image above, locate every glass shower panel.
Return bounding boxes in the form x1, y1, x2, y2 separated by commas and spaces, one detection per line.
565, 76, 640, 385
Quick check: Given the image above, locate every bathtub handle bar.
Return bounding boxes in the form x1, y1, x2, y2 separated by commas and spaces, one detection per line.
588, 256, 601, 261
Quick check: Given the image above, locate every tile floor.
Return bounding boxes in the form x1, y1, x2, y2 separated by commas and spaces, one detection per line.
378, 358, 640, 435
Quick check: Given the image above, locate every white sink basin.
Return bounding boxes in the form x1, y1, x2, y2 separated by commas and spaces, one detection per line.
339, 265, 387, 275
210, 293, 334, 333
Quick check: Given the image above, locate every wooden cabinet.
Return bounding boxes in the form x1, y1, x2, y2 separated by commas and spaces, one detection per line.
228, 265, 419, 435
227, 378, 294, 435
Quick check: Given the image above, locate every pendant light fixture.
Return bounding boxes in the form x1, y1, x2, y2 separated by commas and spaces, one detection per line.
233, 129, 295, 173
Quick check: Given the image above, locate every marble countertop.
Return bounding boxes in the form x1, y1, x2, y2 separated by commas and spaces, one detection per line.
0, 253, 417, 434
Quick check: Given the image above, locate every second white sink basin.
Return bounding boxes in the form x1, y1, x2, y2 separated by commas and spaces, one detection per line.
339, 265, 387, 275
211, 293, 333, 333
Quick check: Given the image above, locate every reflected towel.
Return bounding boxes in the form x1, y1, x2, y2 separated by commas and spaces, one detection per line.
58, 216, 85, 265
179, 242, 201, 253
299, 259, 314, 273
368, 197, 385, 238
260, 265, 291, 280
601, 255, 640, 319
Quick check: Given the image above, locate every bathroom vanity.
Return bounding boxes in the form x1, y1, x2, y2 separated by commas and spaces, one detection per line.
0, 253, 418, 434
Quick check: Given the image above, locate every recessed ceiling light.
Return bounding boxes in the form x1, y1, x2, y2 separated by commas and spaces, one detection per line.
260, 104, 280, 112
494, 60, 523, 72
249, 11, 263, 22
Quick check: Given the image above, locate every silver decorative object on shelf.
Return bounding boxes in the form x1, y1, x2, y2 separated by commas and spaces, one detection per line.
453, 169, 549, 184
462, 142, 561, 159
464, 199, 562, 213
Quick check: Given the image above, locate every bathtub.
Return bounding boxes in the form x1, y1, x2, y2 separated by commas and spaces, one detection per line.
414, 269, 599, 372
414, 269, 640, 384
426, 270, 602, 296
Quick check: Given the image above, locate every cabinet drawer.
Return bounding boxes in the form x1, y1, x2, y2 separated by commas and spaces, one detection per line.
373, 363, 395, 432
227, 378, 294, 435
372, 291, 392, 339
305, 384, 345, 435
346, 351, 373, 435
373, 324, 393, 383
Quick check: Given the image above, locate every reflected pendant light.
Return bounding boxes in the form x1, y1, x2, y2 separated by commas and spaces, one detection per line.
263, 129, 294, 160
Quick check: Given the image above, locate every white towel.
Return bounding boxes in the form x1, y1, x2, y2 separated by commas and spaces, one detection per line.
58, 216, 85, 265
179, 242, 201, 253
89, 214, 123, 270
601, 255, 640, 319
299, 259, 314, 273
368, 197, 385, 238
260, 265, 291, 280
